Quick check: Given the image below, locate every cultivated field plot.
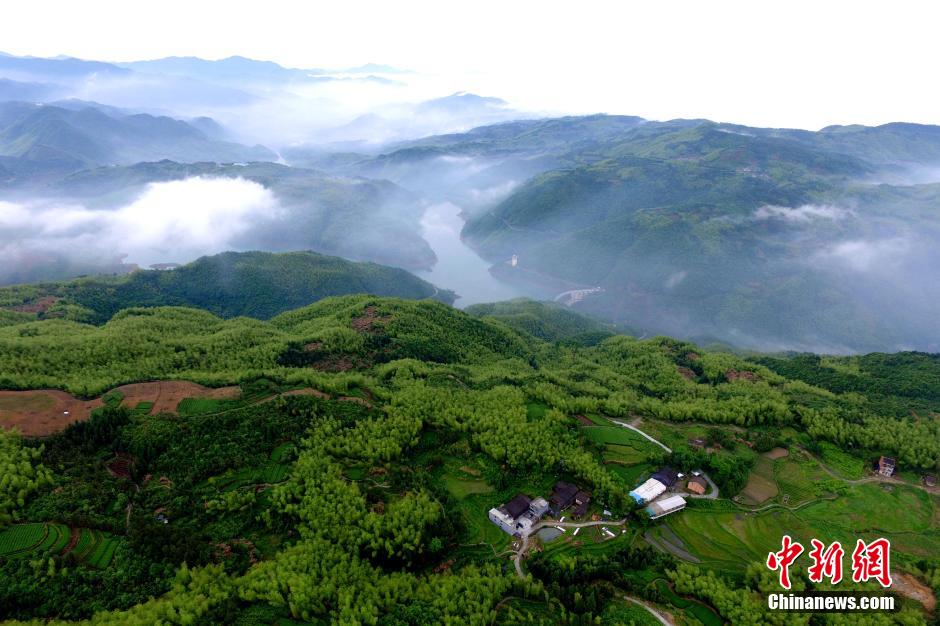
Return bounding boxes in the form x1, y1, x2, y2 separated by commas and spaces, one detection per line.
581, 425, 661, 465
0, 523, 116, 566
738, 452, 782, 505
0, 381, 241, 436
773, 451, 830, 505
665, 483, 940, 571
113, 381, 241, 415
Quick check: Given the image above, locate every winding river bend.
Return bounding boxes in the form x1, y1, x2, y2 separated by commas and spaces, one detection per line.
416, 202, 523, 307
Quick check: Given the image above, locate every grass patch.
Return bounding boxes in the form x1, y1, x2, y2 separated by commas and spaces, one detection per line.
817, 442, 865, 479
651, 579, 723, 626
601, 598, 662, 625
177, 397, 225, 416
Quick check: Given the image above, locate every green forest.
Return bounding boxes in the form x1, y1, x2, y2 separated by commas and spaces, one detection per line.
0, 294, 937, 624
0, 251, 452, 325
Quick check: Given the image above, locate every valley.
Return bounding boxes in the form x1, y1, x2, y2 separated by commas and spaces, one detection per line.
0, 39, 938, 626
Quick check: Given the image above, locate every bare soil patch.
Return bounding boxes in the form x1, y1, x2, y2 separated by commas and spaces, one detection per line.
765, 447, 790, 460
350, 306, 390, 333
11, 296, 60, 314
892, 571, 936, 612
61, 528, 80, 556
0, 390, 103, 436
676, 366, 696, 380
115, 381, 240, 415
105, 455, 134, 480
0, 381, 239, 436
574, 414, 594, 426
725, 369, 759, 382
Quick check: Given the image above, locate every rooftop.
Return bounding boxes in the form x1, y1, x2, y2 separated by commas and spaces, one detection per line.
502, 493, 532, 519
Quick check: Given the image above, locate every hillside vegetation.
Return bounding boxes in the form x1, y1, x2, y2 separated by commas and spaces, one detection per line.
0, 250, 453, 324
0, 295, 936, 624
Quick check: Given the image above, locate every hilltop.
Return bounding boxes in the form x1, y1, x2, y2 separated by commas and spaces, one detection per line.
0, 250, 453, 325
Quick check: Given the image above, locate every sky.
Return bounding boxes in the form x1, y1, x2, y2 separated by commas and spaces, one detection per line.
2, 0, 940, 129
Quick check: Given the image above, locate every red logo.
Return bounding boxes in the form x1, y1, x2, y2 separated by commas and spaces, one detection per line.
807, 539, 844, 585
851, 538, 892, 588
766, 535, 804, 590
768, 536, 891, 589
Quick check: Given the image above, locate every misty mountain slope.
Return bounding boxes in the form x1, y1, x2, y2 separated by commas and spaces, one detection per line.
0, 53, 130, 81
0, 250, 453, 324
318, 114, 649, 210
0, 160, 436, 285
0, 101, 275, 168
116, 55, 327, 84
0, 77, 63, 101
455, 118, 940, 352
732, 122, 940, 168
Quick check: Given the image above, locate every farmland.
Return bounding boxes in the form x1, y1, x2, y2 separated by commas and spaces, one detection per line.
0, 523, 118, 567
0, 297, 936, 624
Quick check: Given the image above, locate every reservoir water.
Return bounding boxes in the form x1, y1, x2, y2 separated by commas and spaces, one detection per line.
417, 202, 522, 307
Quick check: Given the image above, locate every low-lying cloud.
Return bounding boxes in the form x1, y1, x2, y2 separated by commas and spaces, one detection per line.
753, 204, 852, 222
0, 177, 280, 278
817, 237, 910, 272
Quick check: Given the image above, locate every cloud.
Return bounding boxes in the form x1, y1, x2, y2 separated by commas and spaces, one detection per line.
753, 204, 852, 222
664, 270, 687, 289
817, 238, 909, 272
0, 177, 280, 271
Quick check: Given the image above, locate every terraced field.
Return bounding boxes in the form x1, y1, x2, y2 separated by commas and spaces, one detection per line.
0, 523, 119, 567
665, 483, 940, 571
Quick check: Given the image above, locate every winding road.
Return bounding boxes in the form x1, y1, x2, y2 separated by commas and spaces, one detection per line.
610, 419, 672, 453
554, 287, 604, 306
620, 595, 675, 626
512, 518, 628, 578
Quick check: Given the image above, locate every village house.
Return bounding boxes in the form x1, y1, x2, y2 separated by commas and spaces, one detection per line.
686, 476, 708, 495
549, 481, 580, 515
629, 467, 679, 505
645, 495, 687, 520
488, 494, 550, 537
878, 456, 896, 477
571, 490, 591, 518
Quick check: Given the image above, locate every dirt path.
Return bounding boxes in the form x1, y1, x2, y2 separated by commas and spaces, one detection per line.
512, 518, 628, 578
61, 528, 80, 556
610, 419, 672, 453
798, 446, 940, 495
619, 595, 675, 626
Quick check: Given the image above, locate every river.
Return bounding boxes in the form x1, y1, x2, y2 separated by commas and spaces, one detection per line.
416, 202, 523, 307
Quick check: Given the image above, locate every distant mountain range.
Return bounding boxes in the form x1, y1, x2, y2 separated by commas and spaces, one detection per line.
0, 101, 274, 170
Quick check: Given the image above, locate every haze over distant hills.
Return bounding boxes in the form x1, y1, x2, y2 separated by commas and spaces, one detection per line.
1, 51, 939, 352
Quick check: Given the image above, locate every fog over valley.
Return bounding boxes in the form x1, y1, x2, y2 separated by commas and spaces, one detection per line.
1, 50, 939, 353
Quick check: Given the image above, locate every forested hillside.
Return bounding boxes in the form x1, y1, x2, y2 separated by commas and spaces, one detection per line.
0, 250, 453, 324
450, 119, 940, 352
0, 295, 936, 624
